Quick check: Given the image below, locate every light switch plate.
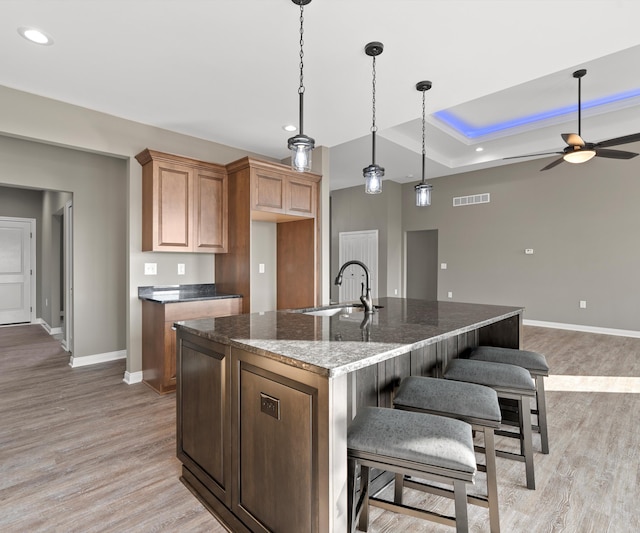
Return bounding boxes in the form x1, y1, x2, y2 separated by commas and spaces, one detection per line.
144, 262, 157, 275
177, 263, 185, 275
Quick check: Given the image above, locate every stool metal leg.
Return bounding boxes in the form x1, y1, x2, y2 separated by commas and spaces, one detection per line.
535, 376, 549, 454
358, 465, 371, 532
453, 480, 469, 533
518, 397, 535, 490
394, 473, 404, 505
483, 427, 500, 533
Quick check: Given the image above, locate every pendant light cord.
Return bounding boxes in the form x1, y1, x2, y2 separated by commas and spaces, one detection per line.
421, 87, 426, 184
298, 3, 305, 134
371, 54, 377, 163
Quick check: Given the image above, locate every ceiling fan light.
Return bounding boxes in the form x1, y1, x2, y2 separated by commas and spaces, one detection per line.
563, 149, 596, 164
363, 164, 384, 194
415, 182, 432, 206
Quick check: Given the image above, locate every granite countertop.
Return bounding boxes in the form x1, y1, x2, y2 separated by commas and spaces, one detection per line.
176, 297, 523, 378
138, 284, 242, 303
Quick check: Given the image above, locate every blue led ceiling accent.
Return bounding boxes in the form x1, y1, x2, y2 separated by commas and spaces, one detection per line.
434, 87, 640, 139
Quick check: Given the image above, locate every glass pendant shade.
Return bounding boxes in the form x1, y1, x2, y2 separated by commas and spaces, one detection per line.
288, 133, 315, 172
563, 149, 596, 164
363, 164, 384, 194
415, 182, 432, 206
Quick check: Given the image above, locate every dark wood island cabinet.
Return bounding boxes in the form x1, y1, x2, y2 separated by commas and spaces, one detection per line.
175, 297, 524, 532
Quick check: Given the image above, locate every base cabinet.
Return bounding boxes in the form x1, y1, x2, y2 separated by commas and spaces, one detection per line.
176, 332, 324, 533
177, 334, 231, 506
141, 298, 241, 394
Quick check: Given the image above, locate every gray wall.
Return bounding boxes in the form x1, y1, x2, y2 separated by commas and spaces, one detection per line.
332, 151, 640, 332
0, 84, 332, 373
401, 154, 640, 331
329, 180, 403, 303
0, 137, 127, 356
250, 221, 277, 312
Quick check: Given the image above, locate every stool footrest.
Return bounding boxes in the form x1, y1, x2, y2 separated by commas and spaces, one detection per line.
495, 449, 526, 463
403, 477, 490, 510
370, 496, 457, 527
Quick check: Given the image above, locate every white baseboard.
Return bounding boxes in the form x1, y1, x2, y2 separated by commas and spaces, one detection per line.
69, 349, 127, 368
37, 319, 62, 336
123, 371, 143, 385
524, 319, 640, 339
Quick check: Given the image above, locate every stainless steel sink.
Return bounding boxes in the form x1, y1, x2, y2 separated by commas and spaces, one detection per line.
298, 304, 383, 316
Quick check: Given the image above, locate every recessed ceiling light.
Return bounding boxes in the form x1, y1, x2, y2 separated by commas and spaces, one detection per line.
18, 26, 54, 45
475, 147, 484, 152
283, 125, 297, 132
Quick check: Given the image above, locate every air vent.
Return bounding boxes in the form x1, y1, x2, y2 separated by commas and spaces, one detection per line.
453, 193, 490, 207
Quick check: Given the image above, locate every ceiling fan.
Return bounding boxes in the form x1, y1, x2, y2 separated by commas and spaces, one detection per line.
505, 69, 640, 171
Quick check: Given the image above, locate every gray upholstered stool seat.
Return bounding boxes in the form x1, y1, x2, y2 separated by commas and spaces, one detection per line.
444, 358, 537, 490
348, 406, 476, 533
393, 377, 502, 533
469, 345, 550, 454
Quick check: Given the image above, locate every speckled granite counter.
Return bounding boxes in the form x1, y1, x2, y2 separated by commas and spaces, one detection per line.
176, 297, 523, 378
138, 283, 242, 303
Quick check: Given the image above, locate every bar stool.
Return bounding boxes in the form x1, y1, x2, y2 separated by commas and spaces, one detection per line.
469, 345, 550, 454
444, 358, 537, 490
393, 376, 502, 533
348, 406, 476, 533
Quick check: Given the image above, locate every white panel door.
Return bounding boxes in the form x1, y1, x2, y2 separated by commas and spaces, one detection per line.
0, 219, 32, 324
338, 230, 378, 303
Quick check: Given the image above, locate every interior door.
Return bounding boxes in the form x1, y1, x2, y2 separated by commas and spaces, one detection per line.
0, 218, 33, 325
338, 230, 378, 303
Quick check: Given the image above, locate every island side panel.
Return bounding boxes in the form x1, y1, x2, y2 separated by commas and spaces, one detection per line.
478, 312, 523, 349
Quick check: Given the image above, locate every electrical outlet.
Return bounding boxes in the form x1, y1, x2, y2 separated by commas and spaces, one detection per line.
448, 291, 453, 299
525, 249, 534, 255
144, 263, 157, 275
580, 300, 587, 309
259, 263, 265, 274
441, 263, 448, 270
394, 289, 398, 295
177, 263, 185, 275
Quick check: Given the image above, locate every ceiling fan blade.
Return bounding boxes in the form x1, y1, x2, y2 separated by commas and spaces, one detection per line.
561, 133, 585, 147
503, 152, 562, 161
540, 157, 565, 171
594, 132, 640, 148
594, 148, 639, 160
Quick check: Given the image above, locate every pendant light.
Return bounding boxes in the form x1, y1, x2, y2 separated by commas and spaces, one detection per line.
287, 0, 315, 173
415, 80, 433, 207
363, 42, 384, 194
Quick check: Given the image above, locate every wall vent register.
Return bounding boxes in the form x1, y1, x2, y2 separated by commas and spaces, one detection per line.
453, 193, 490, 207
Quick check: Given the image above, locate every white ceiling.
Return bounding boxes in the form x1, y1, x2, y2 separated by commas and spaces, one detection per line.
3, 0, 640, 190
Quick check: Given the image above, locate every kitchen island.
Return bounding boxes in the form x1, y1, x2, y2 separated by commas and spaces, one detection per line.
174, 297, 523, 532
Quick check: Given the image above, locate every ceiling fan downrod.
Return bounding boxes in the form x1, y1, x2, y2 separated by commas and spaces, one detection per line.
573, 69, 587, 137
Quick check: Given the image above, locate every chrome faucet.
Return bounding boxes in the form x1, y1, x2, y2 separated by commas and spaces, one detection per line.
334, 260, 375, 314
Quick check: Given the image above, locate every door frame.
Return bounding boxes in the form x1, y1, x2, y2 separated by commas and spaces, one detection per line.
0, 216, 36, 325
62, 200, 73, 353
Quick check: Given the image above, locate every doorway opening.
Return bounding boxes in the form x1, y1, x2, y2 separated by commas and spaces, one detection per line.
406, 229, 438, 300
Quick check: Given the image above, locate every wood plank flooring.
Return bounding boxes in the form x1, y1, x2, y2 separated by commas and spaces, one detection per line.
1, 324, 639, 532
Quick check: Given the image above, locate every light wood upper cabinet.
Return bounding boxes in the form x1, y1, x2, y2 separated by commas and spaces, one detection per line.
251, 164, 317, 218
136, 149, 228, 253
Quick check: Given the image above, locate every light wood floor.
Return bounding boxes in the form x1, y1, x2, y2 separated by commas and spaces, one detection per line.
1, 324, 639, 532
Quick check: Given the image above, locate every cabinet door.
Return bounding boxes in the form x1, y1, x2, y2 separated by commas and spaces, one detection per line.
236, 364, 317, 532
193, 167, 228, 253
251, 168, 286, 214
287, 176, 316, 217
177, 337, 231, 506
152, 161, 193, 251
